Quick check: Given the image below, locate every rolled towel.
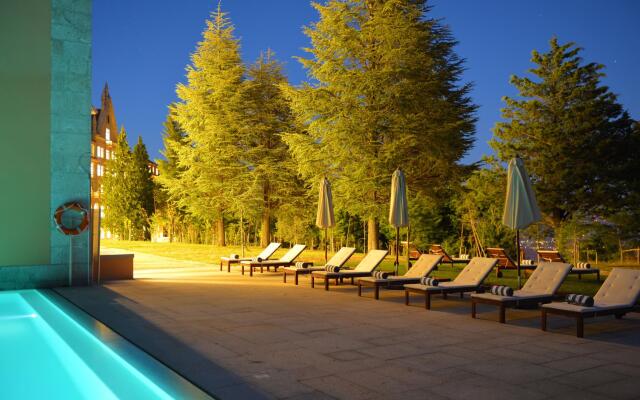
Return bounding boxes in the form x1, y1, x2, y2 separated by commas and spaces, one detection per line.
490, 285, 514, 296
574, 262, 591, 269
459, 254, 469, 260
521, 259, 533, 266
373, 271, 389, 279
420, 277, 439, 286
325, 265, 340, 273
229, 253, 240, 260
566, 293, 594, 307
252, 256, 263, 263
295, 261, 309, 269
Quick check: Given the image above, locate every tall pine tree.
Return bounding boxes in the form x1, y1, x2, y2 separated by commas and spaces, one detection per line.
284, 0, 476, 249
157, 112, 188, 242
131, 136, 155, 239
243, 50, 300, 246
491, 38, 638, 228
169, 5, 248, 246
102, 128, 141, 240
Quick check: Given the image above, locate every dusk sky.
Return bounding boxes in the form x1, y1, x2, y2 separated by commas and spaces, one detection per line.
92, 0, 640, 163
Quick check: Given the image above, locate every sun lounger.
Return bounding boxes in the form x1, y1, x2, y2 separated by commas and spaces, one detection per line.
541, 268, 640, 337
486, 247, 536, 277
537, 249, 600, 281
429, 244, 469, 268
282, 247, 356, 285
471, 262, 572, 323
219, 242, 281, 272
357, 254, 443, 300
240, 244, 306, 277
311, 249, 388, 291
404, 257, 498, 310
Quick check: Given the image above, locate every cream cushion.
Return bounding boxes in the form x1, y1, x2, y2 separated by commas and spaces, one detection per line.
521, 262, 572, 295
404, 254, 442, 278
542, 268, 640, 313
353, 250, 388, 272
593, 268, 640, 307
404, 257, 497, 292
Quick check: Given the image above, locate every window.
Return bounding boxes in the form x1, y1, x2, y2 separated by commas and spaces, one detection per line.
105, 128, 111, 142
97, 164, 104, 177
105, 150, 110, 160
90, 162, 94, 177
96, 146, 103, 158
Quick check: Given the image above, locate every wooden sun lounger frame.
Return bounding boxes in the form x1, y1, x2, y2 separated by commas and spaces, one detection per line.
219, 243, 281, 272
486, 247, 537, 278
312, 272, 369, 291
359, 277, 450, 300
538, 249, 600, 281
404, 285, 479, 310
471, 295, 555, 323
429, 244, 469, 268
242, 261, 292, 277
282, 263, 316, 285
541, 305, 634, 338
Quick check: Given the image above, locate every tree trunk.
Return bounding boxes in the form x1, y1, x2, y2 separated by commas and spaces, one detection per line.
367, 218, 379, 250
260, 208, 270, 247
216, 218, 225, 247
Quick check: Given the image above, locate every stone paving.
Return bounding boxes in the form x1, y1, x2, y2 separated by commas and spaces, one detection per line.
56, 250, 640, 399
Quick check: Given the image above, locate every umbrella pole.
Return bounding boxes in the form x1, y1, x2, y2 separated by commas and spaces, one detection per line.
395, 227, 400, 275
325, 227, 328, 263
516, 229, 521, 289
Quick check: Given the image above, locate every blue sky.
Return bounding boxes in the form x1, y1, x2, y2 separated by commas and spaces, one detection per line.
93, 0, 640, 163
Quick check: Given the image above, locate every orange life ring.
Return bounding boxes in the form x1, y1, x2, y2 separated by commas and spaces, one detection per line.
54, 202, 89, 236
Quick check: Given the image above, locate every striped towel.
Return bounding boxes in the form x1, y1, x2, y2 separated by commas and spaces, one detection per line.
372, 271, 389, 279
521, 259, 533, 265
574, 262, 591, 269
566, 293, 594, 307
295, 261, 309, 269
420, 277, 439, 286
490, 285, 514, 296
252, 256, 263, 263
325, 265, 340, 273
229, 254, 240, 260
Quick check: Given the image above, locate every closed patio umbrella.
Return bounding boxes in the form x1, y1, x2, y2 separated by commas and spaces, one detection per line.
316, 177, 335, 263
389, 168, 409, 275
502, 157, 541, 288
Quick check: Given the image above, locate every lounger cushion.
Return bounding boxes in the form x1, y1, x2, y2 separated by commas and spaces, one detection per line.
594, 268, 640, 307
541, 302, 623, 313
452, 257, 497, 286
257, 242, 282, 260
522, 262, 572, 295
404, 254, 442, 278
353, 250, 389, 272
404, 282, 477, 292
471, 291, 550, 302
325, 247, 357, 267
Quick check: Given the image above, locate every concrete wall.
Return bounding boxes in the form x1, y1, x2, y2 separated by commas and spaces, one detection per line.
0, 0, 92, 290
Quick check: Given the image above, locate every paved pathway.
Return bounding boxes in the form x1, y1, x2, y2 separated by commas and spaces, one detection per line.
57, 250, 640, 399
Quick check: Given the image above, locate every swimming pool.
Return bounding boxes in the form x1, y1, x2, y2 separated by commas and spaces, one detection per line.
0, 290, 211, 399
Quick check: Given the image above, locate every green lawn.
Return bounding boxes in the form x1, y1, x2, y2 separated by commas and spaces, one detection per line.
103, 240, 639, 296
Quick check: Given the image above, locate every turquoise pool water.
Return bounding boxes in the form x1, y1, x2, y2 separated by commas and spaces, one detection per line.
0, 290, 210, 399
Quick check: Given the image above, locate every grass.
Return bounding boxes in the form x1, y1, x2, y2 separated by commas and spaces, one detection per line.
103, 239, 639, 296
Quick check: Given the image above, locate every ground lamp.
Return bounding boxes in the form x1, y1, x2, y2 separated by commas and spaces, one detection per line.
389, 168, 409, 275
316, 177, 335, 263
502, 157, 541, 288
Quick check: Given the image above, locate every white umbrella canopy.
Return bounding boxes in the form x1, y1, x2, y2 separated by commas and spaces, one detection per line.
502, 157, 541, 288
316, 177, 335, 262
389, 168, 409, 274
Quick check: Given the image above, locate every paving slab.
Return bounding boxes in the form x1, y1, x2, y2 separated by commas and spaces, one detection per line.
55, 249, 640, 399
